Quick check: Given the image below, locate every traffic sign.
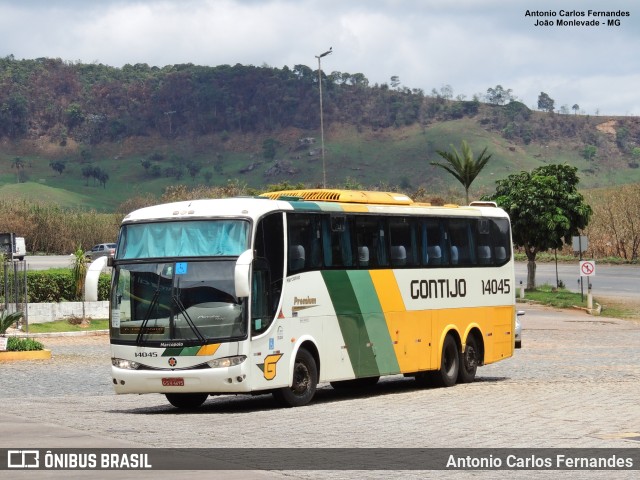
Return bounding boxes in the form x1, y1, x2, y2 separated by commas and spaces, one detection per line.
572, 235, 589, 253
580, 260, 596, 277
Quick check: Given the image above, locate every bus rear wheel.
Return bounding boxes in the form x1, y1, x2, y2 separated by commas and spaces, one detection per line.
458, 335, 479, 384
433, 334, 459, 388
165, 393, 209, 409
273, 348, 318, 407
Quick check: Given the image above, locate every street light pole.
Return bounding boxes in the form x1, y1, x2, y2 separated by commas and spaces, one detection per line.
316, 48, 332, 188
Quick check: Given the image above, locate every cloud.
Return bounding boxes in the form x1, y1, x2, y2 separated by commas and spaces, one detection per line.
0, 0, 638, 115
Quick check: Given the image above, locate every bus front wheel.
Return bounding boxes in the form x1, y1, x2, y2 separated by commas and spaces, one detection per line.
273, 349, 318, 407
165, 393, 209, 409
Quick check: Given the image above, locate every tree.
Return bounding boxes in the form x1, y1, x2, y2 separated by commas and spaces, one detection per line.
71, 246, 90, 322
537, 92, 555, 112
11, 156, 24, 182
186, 161, 202, 181
572, 104, 580, 115
49, 160, 66, 176
262, 138, 280, 161
488, 164, 592, 289
485, 85, 513, 105
582, 145, 597, 160
430, 140, 492, 204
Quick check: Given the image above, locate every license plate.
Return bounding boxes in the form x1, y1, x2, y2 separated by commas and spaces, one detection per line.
162, 378, 184, 386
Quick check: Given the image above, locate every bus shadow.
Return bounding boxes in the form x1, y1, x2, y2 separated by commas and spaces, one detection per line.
110, 375, 509, 415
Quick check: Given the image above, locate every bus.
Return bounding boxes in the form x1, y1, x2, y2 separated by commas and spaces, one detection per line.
87, 189, 516, 409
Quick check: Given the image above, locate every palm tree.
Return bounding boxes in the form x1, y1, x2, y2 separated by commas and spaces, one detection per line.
11, 157, 24, 182
430, 140, 492, 204
71, 246, 89, 322
1, 310, 24, 335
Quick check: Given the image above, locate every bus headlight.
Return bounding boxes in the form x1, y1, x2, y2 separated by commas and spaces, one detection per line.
206, 355, 247, 368
112, 358, 141, 370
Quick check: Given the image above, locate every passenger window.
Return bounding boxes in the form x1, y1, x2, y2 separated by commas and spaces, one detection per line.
354, 216, 388, 268
287, 213, 322, 272
322, 215, 354, 268
388, 217, 418, 267
447, 219, 476, 266
422, 219, 445, 266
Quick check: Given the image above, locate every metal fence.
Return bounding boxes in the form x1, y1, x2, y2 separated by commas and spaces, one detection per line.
1, 259, 28, 331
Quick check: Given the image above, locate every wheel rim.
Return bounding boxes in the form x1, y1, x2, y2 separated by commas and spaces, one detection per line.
291, 362, 310, 396
464, 343, 478, 371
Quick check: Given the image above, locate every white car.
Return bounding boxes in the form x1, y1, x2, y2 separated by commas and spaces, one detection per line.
515, 310, 524, 348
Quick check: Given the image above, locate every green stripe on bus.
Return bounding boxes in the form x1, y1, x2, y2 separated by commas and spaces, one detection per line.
162, 348, 183, 357
161, 346, 201, 356
322, 270, 379, 378
289, 201, 322, 211
287, 201, 344, 212
180, 346, 202, 356
315, 202, 343, 212
347, 270, 400, 375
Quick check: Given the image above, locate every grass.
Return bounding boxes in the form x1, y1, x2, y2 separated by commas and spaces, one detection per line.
25, 319, 109, 333
521, 284, 585, 309
520, 283, 640, 320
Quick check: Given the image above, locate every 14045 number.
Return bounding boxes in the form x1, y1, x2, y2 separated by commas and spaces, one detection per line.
482, 278, 511, 295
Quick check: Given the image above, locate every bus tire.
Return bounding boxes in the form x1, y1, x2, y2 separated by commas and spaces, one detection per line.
165, 393, 209, 409
458, 335, 479, 384
273, 348, 318, 407
433, 334, 459, 388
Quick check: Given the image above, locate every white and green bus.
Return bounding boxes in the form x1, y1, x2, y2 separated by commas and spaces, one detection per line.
87, 189, 516, 409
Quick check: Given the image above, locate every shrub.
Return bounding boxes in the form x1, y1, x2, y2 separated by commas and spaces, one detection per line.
1, 271, 110, 303
1, 310, 23, 334
7, 337, 44, 351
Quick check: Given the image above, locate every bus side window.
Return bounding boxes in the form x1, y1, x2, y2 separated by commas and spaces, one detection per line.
354, 216, 388, 268
286, 213, 323, 273
423, 219, 445, 266
251, 261, 271, 335
254, 212, 284, 326
491, 218, 511, 265
447, 219, 476, 266
322, 215, 354, 268
477, 218, 492, 265
388, 217, 418, 267
288, 244, 305, 272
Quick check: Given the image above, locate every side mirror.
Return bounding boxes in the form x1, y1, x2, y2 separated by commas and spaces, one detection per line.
85, 256, 109, 302
234, 249, 253, 298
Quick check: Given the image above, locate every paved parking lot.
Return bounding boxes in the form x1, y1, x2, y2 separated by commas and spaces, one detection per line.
1, 303, 639, 479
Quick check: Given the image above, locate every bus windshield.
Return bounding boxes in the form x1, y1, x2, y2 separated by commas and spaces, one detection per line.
116, 220, 249, 259
110, 260, 246, 345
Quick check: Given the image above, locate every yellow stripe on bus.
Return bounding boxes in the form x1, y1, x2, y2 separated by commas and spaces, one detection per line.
369, 270, 431, 372
368, 271, 514, 372
340, 204, 370, 212
197, 344, 221, 356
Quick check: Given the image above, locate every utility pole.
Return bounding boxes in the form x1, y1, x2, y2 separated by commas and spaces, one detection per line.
315, 48, 332, 188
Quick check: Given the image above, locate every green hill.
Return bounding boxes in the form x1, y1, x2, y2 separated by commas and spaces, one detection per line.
1, 57, 639, 211
2, 114, 640, 211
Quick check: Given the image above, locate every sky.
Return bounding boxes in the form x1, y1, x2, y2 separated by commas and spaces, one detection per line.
1, 0, 639, 116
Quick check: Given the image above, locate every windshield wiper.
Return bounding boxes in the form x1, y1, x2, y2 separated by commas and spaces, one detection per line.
172, 278, 206, 343
136, 274, 162, 345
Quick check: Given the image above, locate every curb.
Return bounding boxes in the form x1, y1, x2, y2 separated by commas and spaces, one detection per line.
0, 349, 52, 362
5, 329, 109, 338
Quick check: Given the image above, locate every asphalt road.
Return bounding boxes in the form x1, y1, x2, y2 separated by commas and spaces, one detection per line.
25, 255, 639, 299
25, 255, 77, 270
514, 261, 638, 299
1, 303, 639, 479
